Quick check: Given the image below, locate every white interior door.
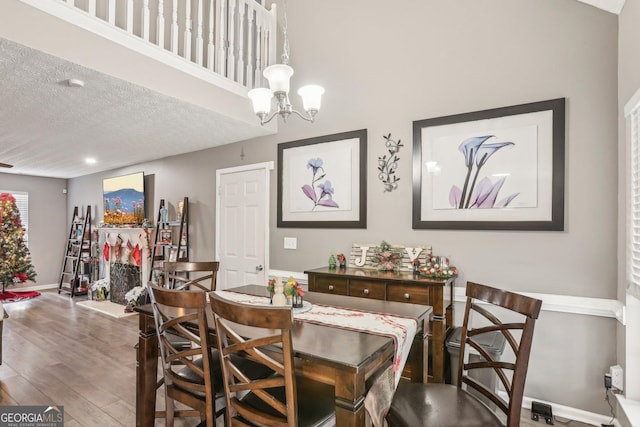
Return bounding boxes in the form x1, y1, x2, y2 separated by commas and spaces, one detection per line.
215, 162, 273, 290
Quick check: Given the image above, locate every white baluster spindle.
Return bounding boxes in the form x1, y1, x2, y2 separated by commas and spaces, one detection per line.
216, 0, 227, 76
171, 0, 178, 54
88, 0, 96, 17
126, 0, 133, 33
142, 0, 150, 41
207, 0, 215, 71
107, 0, 115, 25
157, 0, 165, 49
246, 3, 255, 88
254, 10, 263, 87
184, 0, 192, 61
227, 0, 237, 81
236, 0, 246, 85
195, 0, 203, 65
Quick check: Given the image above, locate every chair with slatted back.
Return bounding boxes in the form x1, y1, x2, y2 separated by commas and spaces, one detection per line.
163, 261, 219, 291
210, 292, 336, 427
386, 281, 542, 427
147, 283, 226, 427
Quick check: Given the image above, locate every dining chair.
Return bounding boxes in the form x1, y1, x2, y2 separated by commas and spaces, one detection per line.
163, 261, 219, 291
158, 261, 220, 352
386, 281, 542, 427
210, 291, 336, 427
147, 283, 226, 427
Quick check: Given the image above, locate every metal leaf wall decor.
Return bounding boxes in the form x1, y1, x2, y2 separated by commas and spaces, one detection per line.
377, 133, 403, 192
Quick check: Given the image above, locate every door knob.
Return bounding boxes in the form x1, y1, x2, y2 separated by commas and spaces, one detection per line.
255, 265, 263, 271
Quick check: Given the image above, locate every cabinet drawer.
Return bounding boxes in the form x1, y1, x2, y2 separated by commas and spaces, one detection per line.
387, 282, 429, 305
312, 275, 348, 295
349, 280, 385, 300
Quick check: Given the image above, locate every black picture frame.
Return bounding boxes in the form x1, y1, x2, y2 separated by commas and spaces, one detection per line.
412, 98, 565, 231
277, 129, 367, 228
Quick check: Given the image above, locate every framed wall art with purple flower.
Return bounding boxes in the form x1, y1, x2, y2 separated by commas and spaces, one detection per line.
277, 129, 367, 228
412, 98, 565, 231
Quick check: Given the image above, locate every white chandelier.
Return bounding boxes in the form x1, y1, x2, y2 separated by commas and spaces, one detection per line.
248, 2, 324, 126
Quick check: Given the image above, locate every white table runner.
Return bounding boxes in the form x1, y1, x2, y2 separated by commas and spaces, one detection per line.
215, 290, 418, 427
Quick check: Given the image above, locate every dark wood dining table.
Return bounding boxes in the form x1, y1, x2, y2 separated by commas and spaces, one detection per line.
135, 285, 433, 427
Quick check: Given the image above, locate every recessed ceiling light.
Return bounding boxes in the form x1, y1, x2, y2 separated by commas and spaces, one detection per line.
85, 157, 97, 165
68, 78, 85, 87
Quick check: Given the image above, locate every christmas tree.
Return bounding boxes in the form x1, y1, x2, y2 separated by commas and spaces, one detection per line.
0, 193, 37, 292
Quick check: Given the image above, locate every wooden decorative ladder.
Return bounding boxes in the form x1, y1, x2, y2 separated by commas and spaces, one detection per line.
149, 197, 189, 282
58, 206, 92, 297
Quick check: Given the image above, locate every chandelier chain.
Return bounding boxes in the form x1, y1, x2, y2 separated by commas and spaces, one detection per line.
281, 0, 290, 65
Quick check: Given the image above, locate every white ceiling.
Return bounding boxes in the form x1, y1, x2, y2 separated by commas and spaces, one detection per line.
0, 0, 625, 179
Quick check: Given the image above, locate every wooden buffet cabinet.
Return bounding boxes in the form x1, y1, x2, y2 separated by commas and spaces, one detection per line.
304, 266, 455, 383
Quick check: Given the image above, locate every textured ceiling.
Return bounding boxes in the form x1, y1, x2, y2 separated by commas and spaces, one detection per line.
0, 37, 264, 179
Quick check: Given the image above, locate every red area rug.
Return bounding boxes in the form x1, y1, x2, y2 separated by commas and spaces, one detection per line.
0, 290, 41, 303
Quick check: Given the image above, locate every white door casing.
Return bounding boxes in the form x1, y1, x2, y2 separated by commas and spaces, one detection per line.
215, 162, 273, 290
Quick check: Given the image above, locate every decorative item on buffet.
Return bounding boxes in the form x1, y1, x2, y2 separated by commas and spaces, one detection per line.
328, 253, 337, 270
412, 258, 421, 275
418, 256, 458, 279
372, 240, 402, 271
336, 253, 346, 269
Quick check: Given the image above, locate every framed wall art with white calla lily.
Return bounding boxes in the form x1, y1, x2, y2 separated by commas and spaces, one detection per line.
413, 98, 565, 231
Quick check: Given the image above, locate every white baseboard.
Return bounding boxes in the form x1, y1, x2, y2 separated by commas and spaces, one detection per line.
508, 392, 620, 426
7, 283, 59, 292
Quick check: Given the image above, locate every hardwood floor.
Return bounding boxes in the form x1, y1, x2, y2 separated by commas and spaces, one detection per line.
0, 290, 594, 427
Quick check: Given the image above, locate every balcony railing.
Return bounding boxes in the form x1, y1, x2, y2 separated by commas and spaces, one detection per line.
56, 0, 277, 90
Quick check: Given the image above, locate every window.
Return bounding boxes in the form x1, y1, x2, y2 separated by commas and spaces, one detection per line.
625, 89, 640, 403
629, 96, 640, 295
0, 191, 29, 246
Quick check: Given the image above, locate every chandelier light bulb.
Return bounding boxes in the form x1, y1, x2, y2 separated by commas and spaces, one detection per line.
263, 64, 294, 94
248, 88, 274, 115
298, 85, 325, 113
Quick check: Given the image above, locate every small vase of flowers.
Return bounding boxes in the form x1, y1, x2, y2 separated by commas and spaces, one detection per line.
267, 278, 275, 303
124, 286, 147, 312
285, 276, 304, 308
91, 278, 110, 301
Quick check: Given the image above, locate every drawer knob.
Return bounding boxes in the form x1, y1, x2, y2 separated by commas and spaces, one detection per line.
364, 289, 369, 295
404, 293, 410, 299
328, 285, 334, 291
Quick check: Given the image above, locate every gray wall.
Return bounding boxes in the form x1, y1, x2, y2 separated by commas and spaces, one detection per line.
0, 172, 68, 286
67, 0, 619, 414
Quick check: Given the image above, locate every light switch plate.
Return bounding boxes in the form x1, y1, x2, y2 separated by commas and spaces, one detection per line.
284, 237, 297, 250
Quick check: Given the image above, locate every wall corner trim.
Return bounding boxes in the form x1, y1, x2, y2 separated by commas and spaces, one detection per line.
453, 287, 625, 323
